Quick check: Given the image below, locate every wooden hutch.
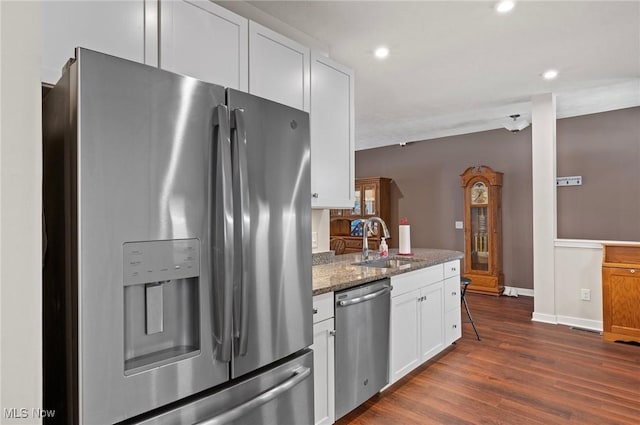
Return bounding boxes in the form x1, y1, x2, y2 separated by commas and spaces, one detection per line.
330, 177, 391, 254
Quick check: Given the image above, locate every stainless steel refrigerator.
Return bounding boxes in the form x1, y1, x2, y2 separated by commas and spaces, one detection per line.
43, 48, 313, 424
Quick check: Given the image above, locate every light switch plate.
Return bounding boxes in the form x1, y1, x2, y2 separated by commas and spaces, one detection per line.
311, 232, 318, 249
455, 221, 464, 229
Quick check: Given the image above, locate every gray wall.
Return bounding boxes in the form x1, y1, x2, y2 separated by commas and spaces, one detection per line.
356, 106, 640, 290
557, 107, 640, 240
356, 127, 534, 289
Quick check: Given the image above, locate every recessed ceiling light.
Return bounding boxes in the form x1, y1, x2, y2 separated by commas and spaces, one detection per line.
495, 1, 515, 14
542, 69, 559, 80
374, 46, 389, 59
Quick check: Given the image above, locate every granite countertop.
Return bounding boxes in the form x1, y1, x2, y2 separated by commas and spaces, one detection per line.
312, 248, 463, 295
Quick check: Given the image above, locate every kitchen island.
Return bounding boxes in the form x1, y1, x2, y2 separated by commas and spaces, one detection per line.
311, 248, 464, 425
312, 248, 463, 295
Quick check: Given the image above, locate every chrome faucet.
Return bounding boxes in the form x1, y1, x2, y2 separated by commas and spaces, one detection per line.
361, 216, 390, 261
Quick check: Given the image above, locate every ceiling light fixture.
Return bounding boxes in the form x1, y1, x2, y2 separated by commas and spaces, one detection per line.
495, 1, 515, 14
374, 46, 389, 59
503, 114, 530, 132
542, 69, 559, 80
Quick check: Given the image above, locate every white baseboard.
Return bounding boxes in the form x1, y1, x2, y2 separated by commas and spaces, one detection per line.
504, 286, 534, 297
531, 312, 603, 331
557, 315, 603, 332
532, 312, 558, 324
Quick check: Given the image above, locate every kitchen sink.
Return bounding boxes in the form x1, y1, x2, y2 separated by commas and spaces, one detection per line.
354, 257, 418, 269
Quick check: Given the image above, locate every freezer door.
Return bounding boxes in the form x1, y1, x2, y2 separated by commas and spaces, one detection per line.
52, 49, 231, 423
227, 89, 313, 378
132, 350, 314, 425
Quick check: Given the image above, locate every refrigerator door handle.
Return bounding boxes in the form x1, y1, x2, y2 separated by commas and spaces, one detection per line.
231, 108, 250, 356
212, 104, 234, 363
193, 366, 311, 425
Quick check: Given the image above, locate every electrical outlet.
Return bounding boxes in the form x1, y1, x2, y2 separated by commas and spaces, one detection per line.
455, 221, 463, 229
311, 232, 318, 249
580, 288, 591, 301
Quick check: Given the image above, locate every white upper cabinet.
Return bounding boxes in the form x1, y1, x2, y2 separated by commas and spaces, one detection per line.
248, 21, 310, 112
160, 0, 248, 90
42, 0, 157, 84
310, 52, 355, 209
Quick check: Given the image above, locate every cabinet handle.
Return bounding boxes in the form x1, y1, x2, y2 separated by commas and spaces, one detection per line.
451, 267, 456, 272
329, 330, 336, 336
312, 193, 319, 198
631, 269, 636, 274
452, 292, 457, 296
313, 308, 318, 314
453, 324, 457, 329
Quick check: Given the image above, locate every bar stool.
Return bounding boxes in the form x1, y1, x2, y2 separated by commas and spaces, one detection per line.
460, 277, 481, 340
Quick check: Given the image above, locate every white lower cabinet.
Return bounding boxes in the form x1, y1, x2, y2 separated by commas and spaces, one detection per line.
389, 260, 461, 385
419, 283, 444, 361
444, 274, 462, 345
312, 292, 335, 425
389, 289, 421, 383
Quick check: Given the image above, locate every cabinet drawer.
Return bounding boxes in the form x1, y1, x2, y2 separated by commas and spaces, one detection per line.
444, 276, 461, 312
444, 260, 461, 279
313, 292, 334, 324
344, 239, 362, 249
391, 265, 444, 297
445, 308, 462, 345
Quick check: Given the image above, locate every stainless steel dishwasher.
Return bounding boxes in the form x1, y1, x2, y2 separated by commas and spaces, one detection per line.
334, 278, 392, 420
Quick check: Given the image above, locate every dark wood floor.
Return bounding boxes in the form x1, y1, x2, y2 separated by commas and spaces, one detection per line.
337, 293, 640, 425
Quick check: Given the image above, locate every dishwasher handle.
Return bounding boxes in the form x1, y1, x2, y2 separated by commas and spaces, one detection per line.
337, 285, 392, 307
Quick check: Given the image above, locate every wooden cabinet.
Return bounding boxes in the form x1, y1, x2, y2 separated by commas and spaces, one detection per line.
42, 0, 156, 84
159, 0, 248, 90
330, 177, 391, 254
312, 292, 335, 425
602, 244, 640, 343
249, 21, 310, 111
460, 166, 504, 295
310, 52, 354, 209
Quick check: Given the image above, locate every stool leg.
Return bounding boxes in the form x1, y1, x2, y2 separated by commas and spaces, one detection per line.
462, 295, 481, 341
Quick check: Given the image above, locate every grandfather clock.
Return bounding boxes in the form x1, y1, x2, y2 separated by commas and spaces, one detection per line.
460, 165, 504, 295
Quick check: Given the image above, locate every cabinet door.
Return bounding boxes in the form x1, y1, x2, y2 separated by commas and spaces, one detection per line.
352, 184, 362, 216
312, 318, 335, 425
389, 289, 421, 384
445, 308, 462, 346
160, 0, 248, 90
419, 283, 444, 362
249, 21, 310, 111
310, 52, 354, 209
443, 276, 461, 313
42, 0, 156, 84
603, 267, 640, 339
362, 183, 378, 216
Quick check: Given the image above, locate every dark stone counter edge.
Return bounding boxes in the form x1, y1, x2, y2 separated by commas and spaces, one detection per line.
312, 250, 464, 296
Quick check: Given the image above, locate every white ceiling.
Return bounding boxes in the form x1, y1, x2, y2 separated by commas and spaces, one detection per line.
246, 0, 640, 150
